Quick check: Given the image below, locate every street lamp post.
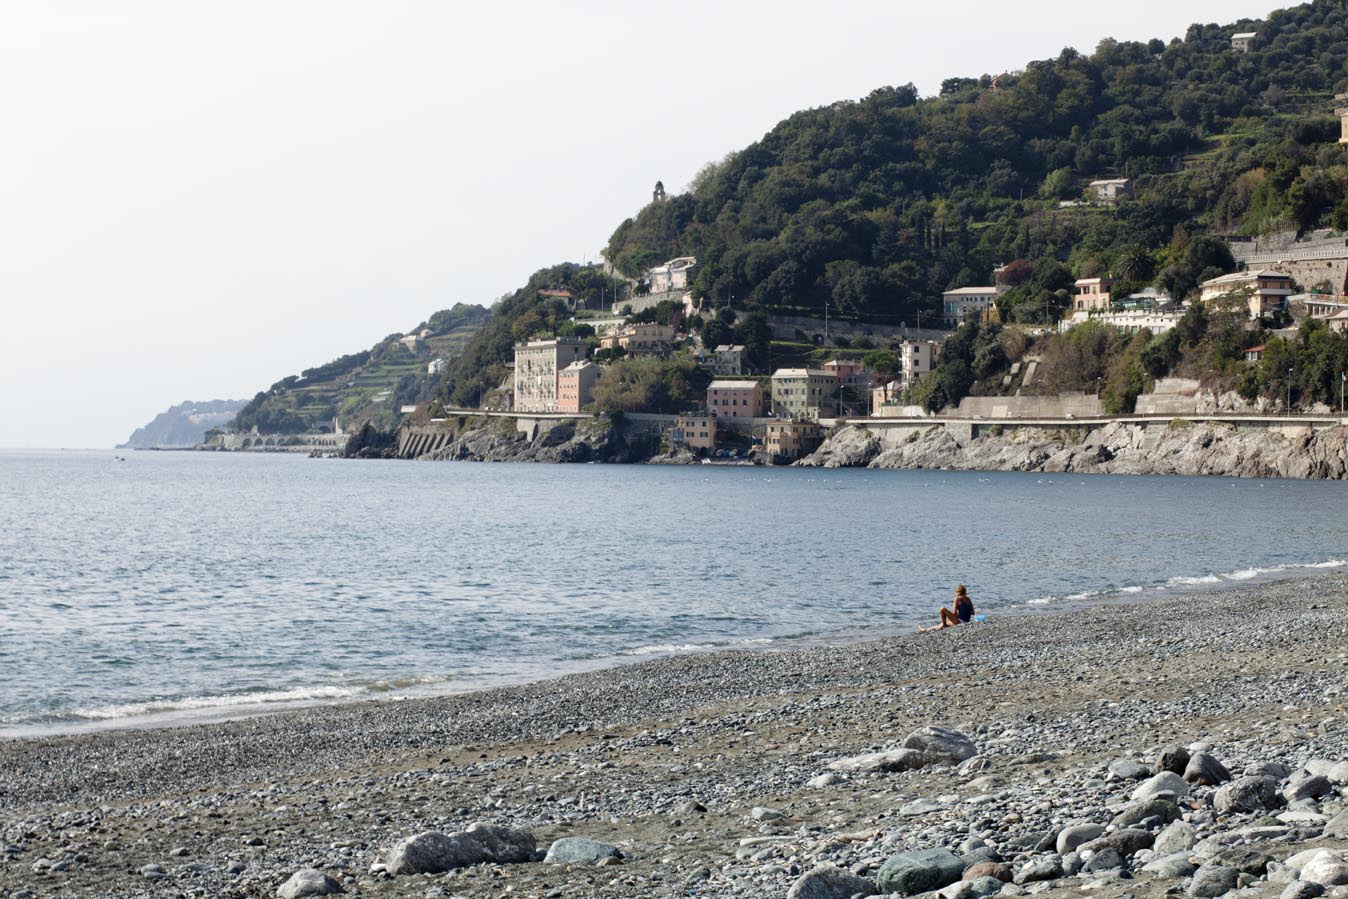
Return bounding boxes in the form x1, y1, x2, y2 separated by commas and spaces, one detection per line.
1287, 368, 1293, 416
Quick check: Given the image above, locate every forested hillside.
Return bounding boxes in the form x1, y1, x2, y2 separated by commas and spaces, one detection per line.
606, 0, 1348, 324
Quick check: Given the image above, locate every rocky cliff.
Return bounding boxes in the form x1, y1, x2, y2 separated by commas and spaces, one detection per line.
798, 421, 1348, 480
119, 400, 244, 449
389, 416, 660, 464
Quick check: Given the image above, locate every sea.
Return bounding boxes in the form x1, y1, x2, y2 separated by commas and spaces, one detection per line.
3, 449, 1347, 736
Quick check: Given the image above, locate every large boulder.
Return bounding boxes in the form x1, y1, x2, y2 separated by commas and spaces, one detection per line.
1209, 846, 1273, 876
1154, 821, 1197, 856
828, 748, 927, 773
902, 727, 978, 765
877, 848, 966, 895
1156, 744, 1191, 775
1056, 824, 1105, 855
1112, 799, 1181, 829
786, 864, 878, 899
543, 837, 621, 865
1014, 854, 1063, 885
1133, 771, 1190, 801
1325, 809, 1348, 839
277, 870, 344, 898
1189, 864, 1240, 898
384, 824, 537, 875
1080, 828, 1154, 857
1184, 752, 1232, 786
1283, 772, 1332, 803
1299, 851, 1348, 888
1214, 776, 1282, 814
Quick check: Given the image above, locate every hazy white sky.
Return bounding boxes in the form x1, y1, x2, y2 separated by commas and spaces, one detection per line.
0, 0, 1277, 448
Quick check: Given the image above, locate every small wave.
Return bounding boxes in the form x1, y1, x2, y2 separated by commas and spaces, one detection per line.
1118, 586, 1145, 594
1025, 597, 1054, 605
619, 636, 773, 657
68, 685, 357, 722
1166, 574, 1223, 587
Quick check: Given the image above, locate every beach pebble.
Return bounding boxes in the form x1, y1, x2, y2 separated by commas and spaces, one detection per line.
543, 837, 621, 865
751, 805, 788, 821
1133, 771, 1189, 801
1185, 752, 1233, 786
1190, 864, 1240, 898
1142, 852, 1197, 877
877, 847, 965, 895
139, 863, 167, 880
1108, 759, 1151, 781
1300, 851, 1348, 888
785, 863, 878, 899
1156, 744, 1191, 775
1284, 772, 1333, 803
1154, 821, 1197, 856
1113, 798, 1181, 828
1056, 824, 1105, 855
277, 869, 344, 898
1215, 776, 1282, 814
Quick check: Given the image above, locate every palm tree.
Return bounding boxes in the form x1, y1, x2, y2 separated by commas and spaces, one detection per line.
1114, 246, 1153, 283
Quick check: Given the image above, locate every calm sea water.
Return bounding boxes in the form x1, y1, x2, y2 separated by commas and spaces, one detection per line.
3, 449, 1347, 735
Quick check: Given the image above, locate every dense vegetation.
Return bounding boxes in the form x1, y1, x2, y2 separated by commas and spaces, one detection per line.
606, 1, 1348, 325
232, 303, 489, 434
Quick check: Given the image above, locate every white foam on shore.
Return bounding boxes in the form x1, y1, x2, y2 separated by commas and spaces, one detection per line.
619, 636, 773, 657
1021, 558, 1348, 610
68, 685, 359, 722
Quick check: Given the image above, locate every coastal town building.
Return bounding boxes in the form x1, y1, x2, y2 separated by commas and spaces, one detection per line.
899, 339, 941, 387
759, 420, 823, 462
603, 322, 674, 356
1072, 277, 1114, 312
1060, 309, 1183, 335
427, 358, 447, 376
1329, 309, 1348, 334
556, 360, 599, 414
942, 287, 999, 325
583, 315, 629, 338
822, 358, 873, 391
1089, 178, 1133, 205
711, 344, 746, 375
1231, 31, 1257, 52
671, 414, 716, 453
770, 368, 835, 420
399, 334, 424, 353
1199, 270, 1296, 319
1244, 345, 1266, 363
1338, 94, 1348, 144
647, 256, 698, 294
513, 337, 587, 413
1294, 293, 1348, 320
707, 379, 763, 420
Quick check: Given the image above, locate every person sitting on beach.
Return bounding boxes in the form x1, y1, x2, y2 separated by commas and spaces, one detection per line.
920, 584, 974, 632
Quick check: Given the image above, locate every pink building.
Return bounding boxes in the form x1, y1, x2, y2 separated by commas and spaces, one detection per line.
822, 358, 873, 389
707, 379, 763, 420
556, 360, 599, 414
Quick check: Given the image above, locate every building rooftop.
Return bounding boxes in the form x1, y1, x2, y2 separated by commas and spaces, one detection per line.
1202, 270, 1292, 286
709, 379, 759, 389
714, 344, 746, 352
943, 286, 998, 296
771, 368, 832, 378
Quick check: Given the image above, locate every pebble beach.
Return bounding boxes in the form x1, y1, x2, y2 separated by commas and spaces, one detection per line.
3, 575, 1348, 899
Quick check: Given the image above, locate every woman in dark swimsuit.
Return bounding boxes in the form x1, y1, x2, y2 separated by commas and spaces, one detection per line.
921, 584, 974, 631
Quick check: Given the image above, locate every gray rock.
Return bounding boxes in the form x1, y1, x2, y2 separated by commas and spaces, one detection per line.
1133, 771, 1190, 801
902, 727, 978, 765
1245, 762, 1292, 780
1327, 762, 1348, 785
384, 824, 537, 876
1157, 744, 1192, 775
226, 860, 247, 875
1280, 882, 1324, 899
1284, 772, 1333, 803
140, 864, 167, 880
1109, 759, 1152, 781
828, 748, 928, 773
543, 837, 622, 865
959, 756, 994, 776
751, 806, 788, 821
1325, 809, 1348, 839
1154, 821, 1198, 856
1081, 828, 1155, 857
1300, 851, 1348, 887
1061, 852, 1084, 876
902, 798, 947, 817
1014, 855, 1062, 885
808, 772, 842, 788
1209, 847, 1273, 876
1215, 776, 1282, 814
967, 875, 1005, 897
963, 862, 1012, 882
1082, 848, 1126, 873
1142, 852, 1198, 877
786, 863, 878, 899
1185, 752, 1233, 787
1057, 824, 1106, 855
1189, 864, 1240, 898
277, 869, 344, 898
877, 847, 967, 895
1112, 799, 1182, 829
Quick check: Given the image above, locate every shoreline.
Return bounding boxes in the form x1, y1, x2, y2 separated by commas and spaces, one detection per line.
7, 555, 1346, 742
2, 572, 1346, 897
